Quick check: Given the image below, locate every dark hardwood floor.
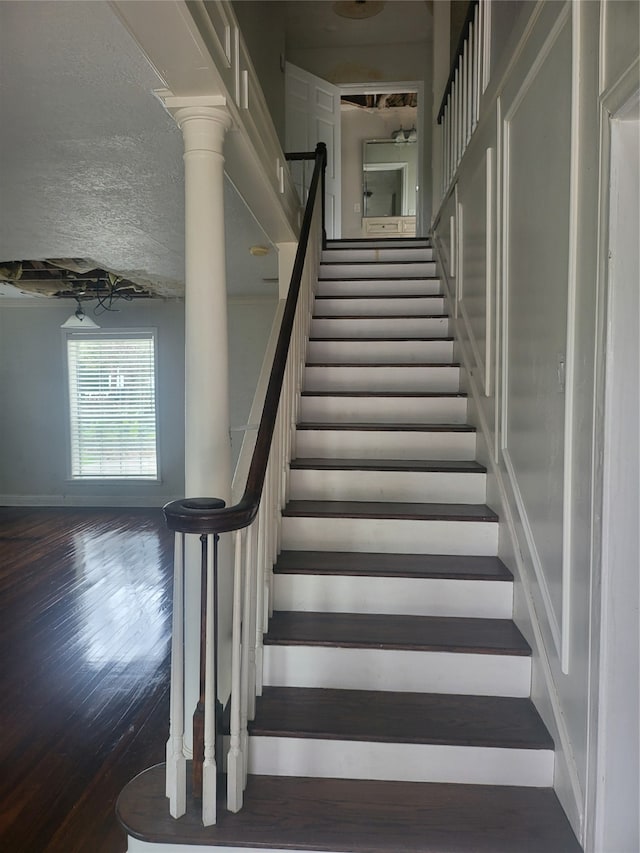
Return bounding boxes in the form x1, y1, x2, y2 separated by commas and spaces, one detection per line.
0, 507, 173, 853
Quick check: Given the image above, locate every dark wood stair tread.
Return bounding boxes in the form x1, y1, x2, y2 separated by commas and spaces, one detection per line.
265, 611, 531, 656
301, 390, 466, 397
297, 421, 475, 431
274, 550, 513, 581
326, 236, 431, 244
318, 275, 439, 282
306, 361, 460, 368
290, 457, 486, 473
315, 294, 442, 300
283, 500, 498, 522
314, 313, 449, 319
320, 260, 435, 266
309, 336, 454, 341
250, 687, 553, 750
118, 766, 581, 852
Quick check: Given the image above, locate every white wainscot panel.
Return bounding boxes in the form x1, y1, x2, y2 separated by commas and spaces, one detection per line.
501, 11, 572, 660
459, 149, 489, 392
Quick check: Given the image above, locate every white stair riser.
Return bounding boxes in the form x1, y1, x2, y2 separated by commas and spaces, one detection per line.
304, 365, 460, 393
317, 278, 442, 297
320, 261, 436, 279
248, 738, 554, 787
281, 517, 498, 557
288, 468, 487, 504
272, 575, 512, 619
299, 395, 468, 425
314, 297, 445, 316
307, 339, 454, 364
321, 248, 433, 263
263, 646, 531, 697
296, 429, 477, 460
311, 316, 449, 338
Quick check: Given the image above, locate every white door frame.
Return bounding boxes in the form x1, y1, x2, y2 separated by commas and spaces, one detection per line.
585, 65, 640, 853
339, 81, 424, 235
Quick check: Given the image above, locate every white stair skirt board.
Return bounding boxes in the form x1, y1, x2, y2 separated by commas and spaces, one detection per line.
310, 316, 449, 338
248, 738, 554, 788
317, 278, 442, 296
272, 575, 512, 619
321, 248, 434, 263
281, 517, 498, 557
320, 261, 437, 279
288, 468, 487, 504
314, 296, 445, 316
303, 365, 460, 393
299, 394, 469, 425
306, 339, 454, 364
263, 646, 531, 697
295, 427, 476, 460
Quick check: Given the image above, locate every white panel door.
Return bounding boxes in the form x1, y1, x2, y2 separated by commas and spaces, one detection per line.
285, 62, 341, 237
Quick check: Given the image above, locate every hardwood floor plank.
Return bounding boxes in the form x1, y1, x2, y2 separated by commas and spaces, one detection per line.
0, 508, 173, 853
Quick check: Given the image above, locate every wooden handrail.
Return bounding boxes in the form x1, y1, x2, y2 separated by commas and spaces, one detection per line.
436, 0, 479, 124
163, 142, 327, 536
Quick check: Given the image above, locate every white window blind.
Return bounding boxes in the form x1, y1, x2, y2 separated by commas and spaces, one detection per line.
66, 331, 158, 480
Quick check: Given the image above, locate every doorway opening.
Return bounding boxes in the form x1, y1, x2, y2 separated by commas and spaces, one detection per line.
339, 82, 423, 239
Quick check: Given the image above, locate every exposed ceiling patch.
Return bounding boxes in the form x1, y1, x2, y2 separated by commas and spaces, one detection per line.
341, 92, 418, 109
0, 259, 156, 301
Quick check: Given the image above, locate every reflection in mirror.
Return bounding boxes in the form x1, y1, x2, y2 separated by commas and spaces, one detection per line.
363, 139, 417, 219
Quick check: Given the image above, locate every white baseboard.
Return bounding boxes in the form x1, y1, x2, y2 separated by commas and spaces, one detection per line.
0, 494, 179, 507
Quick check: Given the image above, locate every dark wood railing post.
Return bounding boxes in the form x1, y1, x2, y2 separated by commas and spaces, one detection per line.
318, 142, 327, 247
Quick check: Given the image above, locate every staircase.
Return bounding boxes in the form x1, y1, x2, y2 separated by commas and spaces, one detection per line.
118, 238, 582, 852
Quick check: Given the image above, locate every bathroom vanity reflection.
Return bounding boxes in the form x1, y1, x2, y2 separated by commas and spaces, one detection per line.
362, 138, 417, 236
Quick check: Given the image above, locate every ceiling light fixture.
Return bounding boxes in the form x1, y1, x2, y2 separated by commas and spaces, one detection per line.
332, 1, 385, 21
61, 299, 100, 329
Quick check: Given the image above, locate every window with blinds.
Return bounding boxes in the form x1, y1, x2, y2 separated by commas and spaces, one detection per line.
66, 331, 159, 480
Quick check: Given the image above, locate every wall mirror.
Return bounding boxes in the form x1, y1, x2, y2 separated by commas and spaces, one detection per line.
363, 138, 417, 218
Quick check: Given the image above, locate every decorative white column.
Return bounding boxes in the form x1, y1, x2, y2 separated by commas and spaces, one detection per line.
169, 103, 234, 763
174, 104, 233, 502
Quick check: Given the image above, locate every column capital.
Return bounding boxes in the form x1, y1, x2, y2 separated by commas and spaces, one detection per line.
157, 90, 233, 154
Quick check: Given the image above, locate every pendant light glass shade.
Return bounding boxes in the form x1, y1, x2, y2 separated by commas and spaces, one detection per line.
61, 303, 100, 329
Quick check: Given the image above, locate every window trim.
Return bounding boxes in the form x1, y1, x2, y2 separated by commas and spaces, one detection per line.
63, 327, 161, 483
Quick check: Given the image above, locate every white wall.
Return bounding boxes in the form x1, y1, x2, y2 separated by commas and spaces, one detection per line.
232, 0, 286, 146
431, 1, 639, 846
0, 295, 277, 506
0, 299, 185, 505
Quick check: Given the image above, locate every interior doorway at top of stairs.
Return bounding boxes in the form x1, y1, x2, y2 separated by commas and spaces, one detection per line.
285, 63, 423, 240
340, 81, 423, 241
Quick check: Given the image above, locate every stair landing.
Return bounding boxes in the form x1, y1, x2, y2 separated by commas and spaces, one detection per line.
118, 765, 582, 853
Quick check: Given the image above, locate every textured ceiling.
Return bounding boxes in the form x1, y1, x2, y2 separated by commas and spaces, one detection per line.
0, 1, 278, 300
284, 0, 431, 50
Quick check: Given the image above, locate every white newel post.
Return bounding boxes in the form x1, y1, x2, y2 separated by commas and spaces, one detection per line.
168, 101, 233, 825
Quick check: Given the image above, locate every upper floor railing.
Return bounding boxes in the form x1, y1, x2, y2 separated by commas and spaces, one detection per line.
438, 0, 490, 199
162, 142, 326, 826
